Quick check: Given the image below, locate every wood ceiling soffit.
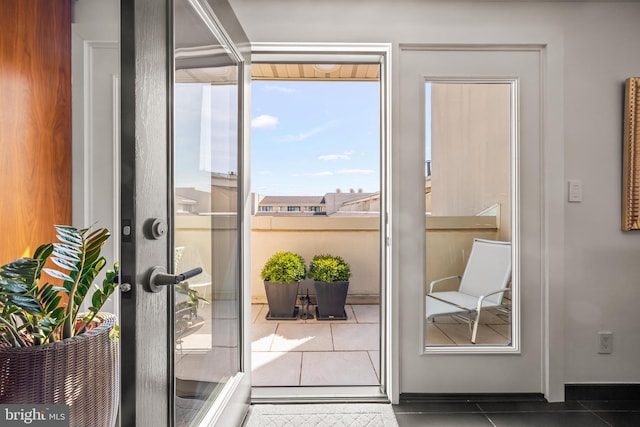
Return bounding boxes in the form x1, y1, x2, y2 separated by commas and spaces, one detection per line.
251, 63, 380, 81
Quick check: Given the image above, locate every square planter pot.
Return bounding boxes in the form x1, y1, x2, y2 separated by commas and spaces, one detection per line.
314, 280, 349, 320
264, 281, 300, 319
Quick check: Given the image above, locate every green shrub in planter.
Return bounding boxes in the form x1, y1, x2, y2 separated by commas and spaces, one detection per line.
260, 251, 306, 319
309, 254, 351, 320
260, 251, 306, 283
308, 254, 351, 283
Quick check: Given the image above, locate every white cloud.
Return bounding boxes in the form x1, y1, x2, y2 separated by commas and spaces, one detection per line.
293, 171, 334, 177
277, 121, 337, 143
251, 114, 279, 129
318, 150, 354, 161
336, 169, 376, 175
264, 85, 295, 94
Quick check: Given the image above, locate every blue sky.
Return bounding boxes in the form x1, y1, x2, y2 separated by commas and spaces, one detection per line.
251, 80, 380, 196
174, 80, 380, 196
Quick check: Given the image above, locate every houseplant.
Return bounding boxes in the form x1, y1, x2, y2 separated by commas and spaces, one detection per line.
0, 225, 119, 426
308, 254, 351, 320
260, 251, 306, 319
175, 281, 207, 338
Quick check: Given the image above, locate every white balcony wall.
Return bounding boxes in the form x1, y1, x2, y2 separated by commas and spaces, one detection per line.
175, 214, 497, 303
425, 216, 498, 293
251, 216, 380, 303
431, 83, 511, 241
175, 215, 238, 300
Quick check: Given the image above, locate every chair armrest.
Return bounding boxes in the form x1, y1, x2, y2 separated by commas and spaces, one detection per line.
427, 293, 472, 313
476, 288, 511, 311
429, 275, 461, 293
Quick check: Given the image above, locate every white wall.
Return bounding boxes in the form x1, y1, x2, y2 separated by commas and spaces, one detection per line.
229, 0, 640, 392
73, 0, 119, 24
74, 0, 640, 395
72, 0, 120, 318
561, 4, 640, 384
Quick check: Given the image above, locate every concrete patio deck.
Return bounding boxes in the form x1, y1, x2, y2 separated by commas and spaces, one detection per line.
251, 303, 381, 387
426, 309, 512, 346
174, 301, 511, 391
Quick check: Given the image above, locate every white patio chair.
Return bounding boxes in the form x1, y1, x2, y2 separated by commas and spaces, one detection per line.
426, 238, 511, 344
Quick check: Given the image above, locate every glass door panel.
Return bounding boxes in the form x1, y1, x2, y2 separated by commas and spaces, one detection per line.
174, 0, 240, 424
424, 81, 514, 349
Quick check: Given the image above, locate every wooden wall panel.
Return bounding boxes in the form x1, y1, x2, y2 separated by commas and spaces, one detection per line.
0, 0, 72, 264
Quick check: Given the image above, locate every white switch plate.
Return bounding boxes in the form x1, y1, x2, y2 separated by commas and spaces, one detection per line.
599, 332, 613, 354
568, 179, 582, 202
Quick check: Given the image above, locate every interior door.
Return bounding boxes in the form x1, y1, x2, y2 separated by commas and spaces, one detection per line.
120, 0, 251, 426
398, 47, 544, 393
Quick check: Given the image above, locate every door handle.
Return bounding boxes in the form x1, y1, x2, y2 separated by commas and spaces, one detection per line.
145, 266, 203, 293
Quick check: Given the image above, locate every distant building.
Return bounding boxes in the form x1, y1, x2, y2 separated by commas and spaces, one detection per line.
175, 172, 238, 215
255, 195, 326, 215
254, 190, 379, 216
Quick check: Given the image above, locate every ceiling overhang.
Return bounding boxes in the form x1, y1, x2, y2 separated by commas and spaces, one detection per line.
251, 63, 380, 81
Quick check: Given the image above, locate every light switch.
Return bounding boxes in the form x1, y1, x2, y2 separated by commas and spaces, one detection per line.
568, 179, 582, 202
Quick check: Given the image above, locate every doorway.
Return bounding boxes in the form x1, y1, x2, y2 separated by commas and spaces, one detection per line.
250, 64, 381, 388
249, 44, 392, 402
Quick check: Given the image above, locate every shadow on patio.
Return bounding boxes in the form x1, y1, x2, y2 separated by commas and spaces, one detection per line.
250, 303, 380, 387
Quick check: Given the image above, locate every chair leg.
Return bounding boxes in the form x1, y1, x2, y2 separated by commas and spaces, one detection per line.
454, 314, 474, 341
471, 309, 482, 344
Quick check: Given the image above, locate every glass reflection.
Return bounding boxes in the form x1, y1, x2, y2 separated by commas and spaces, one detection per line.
174, 0, 240, 424
424, 82, 513, 348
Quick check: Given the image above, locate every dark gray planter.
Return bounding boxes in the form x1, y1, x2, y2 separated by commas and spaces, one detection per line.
264, 281, 299, 319
314, 280, 349, 320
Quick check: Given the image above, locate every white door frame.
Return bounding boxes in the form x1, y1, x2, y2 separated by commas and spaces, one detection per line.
250, 42, 394, 403
396, 42, 565, 403
71, 23, 120, 317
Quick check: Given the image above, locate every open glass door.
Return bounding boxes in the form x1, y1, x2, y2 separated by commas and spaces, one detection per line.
173, 0, 247, 424
120, 0, 250, 425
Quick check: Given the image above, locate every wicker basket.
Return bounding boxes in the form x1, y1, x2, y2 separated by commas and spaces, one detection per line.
0, 313, 119, 427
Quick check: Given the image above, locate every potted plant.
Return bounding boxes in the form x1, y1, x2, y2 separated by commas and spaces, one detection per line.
175, 281, 207, 338
0, 225, 119, 427
308, 254, 351, 320
260, 251, 306, 319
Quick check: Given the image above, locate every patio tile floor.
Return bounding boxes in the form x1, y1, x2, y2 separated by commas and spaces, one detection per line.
250, 303, 513, 386
425, 312, 511, 346
251, 303, 380, 387
178, 303, 513, 388
300, 351, 379, 385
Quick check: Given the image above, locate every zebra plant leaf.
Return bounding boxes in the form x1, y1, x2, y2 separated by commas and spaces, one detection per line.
55, 225, 83, 242
50, 256, 79, 272
8, 295, 42, 315
0, 279, 30, 294
0, 225, 116, 347
55, 232, 83, 247
52, 243, 81, 262
42, 268, 73, 282
77, 263, 119, 335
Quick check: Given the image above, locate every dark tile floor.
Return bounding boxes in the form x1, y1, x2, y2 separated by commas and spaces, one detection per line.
393, 400, 640, 426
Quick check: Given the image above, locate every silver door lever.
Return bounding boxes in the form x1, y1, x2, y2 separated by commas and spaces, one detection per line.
145, 266, 203, 293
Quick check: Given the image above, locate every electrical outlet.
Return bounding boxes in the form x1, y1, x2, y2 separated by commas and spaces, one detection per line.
599, 332, 613, 354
